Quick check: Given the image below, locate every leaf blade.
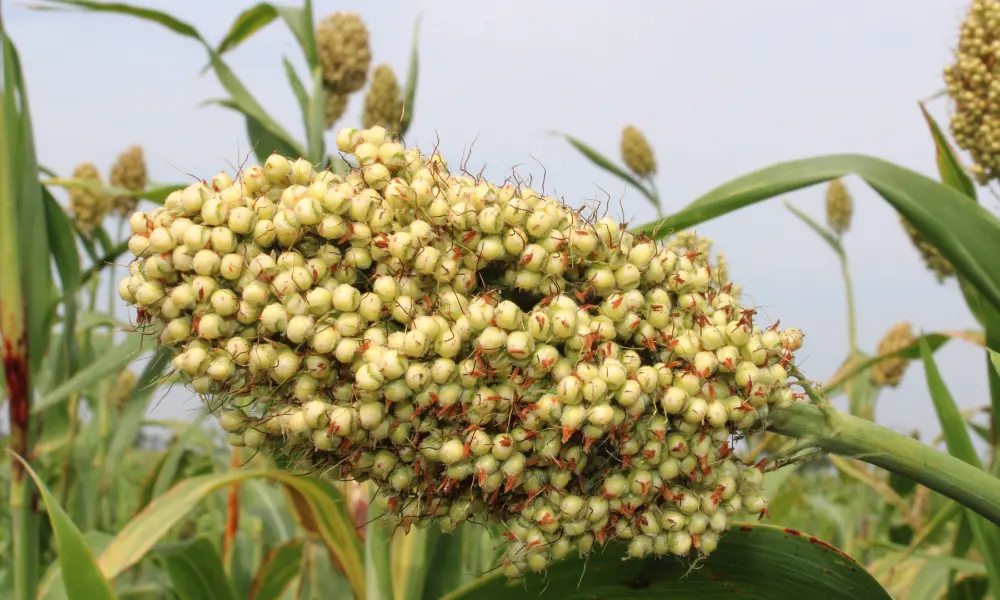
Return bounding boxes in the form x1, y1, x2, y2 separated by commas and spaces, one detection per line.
635, 154, 1000, 323
159, 538, 239, 600
557, 132, 659, 211
919, 339, 1000, 593
248, 540, 303, 600
33, 332, 146, 413
444, 524, 890, 600
9, 453, 117, 600
400, 15, 422, 136
216, 3, 278, 55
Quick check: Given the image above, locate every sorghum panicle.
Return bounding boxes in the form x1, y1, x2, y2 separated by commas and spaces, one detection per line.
620, 126, 656, 178
69, 162, 110, 234
108, 369, 138, 412
870, 321, 916, 388
118, 126, 808, 578
824, 179, 852, 236
944, 0, 1000, 183
317, 12, 372, 94
362, 65, 404, 133
325, 91, 350, 130
900, 216, 955, 282
110, 145, 148, 217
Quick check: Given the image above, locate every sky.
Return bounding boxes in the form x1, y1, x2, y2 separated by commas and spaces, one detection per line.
4, 0, 993, 447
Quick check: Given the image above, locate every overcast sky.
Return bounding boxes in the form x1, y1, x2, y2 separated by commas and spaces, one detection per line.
6, 0, 992, 445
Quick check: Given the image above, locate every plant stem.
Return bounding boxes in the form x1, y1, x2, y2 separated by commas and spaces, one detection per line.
768, 401, 1000, 526
57, 391, 80, 507
839, 251, 859, 358
648, 178, 663, 219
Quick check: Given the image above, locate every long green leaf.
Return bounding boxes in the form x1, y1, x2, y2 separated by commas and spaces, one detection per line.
40, 0, 305, 158
248, 540, 303, 600
400, 15, 422, 136
42, 186, 81, 297
634, 154, 1000, 323
37, 531, 115, 600
445, 524, 890, 599
158, 538, 239, 600
824, 331, 981, 395
295, 540, 354, 600
919, 100, 1000, 447
203, 98, 302, 164
35, 0, 200, 38
283, 57, 308, 120
364, 503, 393, 600
920, 338, 984, 469
919, 103, 976, 200
420, 524, 496, 600
919, 339, 1000, 593
33, 332, 146, 413
784, 200, 843, 257
9, 453, 117, 600
277, 3, 317, 71
96, 469, 365, 597
558, 132, 659, 211
103, 348, 172, 478
5, 30, 52, 374
305, 67, 326, 165
203, 46, 305, 157
216, 3, 278, 55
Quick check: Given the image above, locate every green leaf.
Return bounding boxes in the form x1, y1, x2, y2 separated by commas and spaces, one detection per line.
203, 98, 302, 164
557, 132, 659, 212
919, 103, 976, 200
634, 154, 1000, 322
42, 187, 81, 297
824, 331, 980, 396
305, 67, 327, 165
33, 332, 146, 413
420, 524, 499, 600
79, 239, 127, 286
140, 183, 188, 205
216, 3, 278, 55
40, 0, 305, 159
248, 540, 302, 600
5, 31, 53, 373
35, 0, 201, 39
295, 540, 353, 600
283, 57, 309, 120
919, 338, 1000, 593
202, 47, 305, 158
37, 531, 115, 600
364, 503, 393, 600
784, 200, 843, 257
158, 537, 239, 600
920, 338, 984, 469
103, 348, 172, 478
276, 3, 317, 71
400, 15, 422, 136
8, 453, 117, 600
95, 469, 365, 597
444, 524, 890, 599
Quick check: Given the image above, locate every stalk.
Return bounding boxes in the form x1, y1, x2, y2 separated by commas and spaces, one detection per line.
221, 447, 241, 577
648, 178, 663, 219
769, 402, 1000, 526
0, 10, 36, 597
94, 381, 110, 529
57, 391, 80, 507
839, 251, 859, 359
